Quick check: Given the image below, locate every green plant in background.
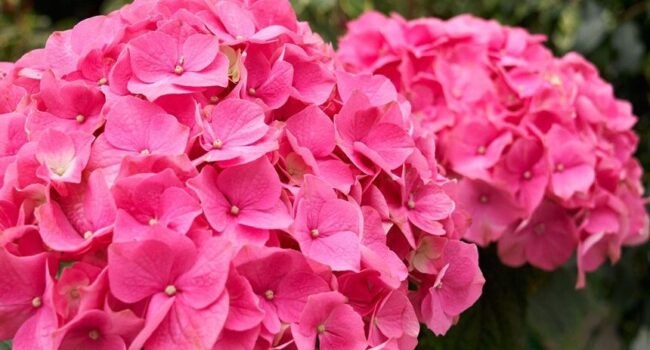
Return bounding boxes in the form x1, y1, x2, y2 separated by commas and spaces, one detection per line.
0, 0, 51, 61
0, 1, 648, 349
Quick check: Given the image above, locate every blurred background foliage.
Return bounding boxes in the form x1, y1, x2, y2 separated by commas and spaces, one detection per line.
0, 0, 649, 349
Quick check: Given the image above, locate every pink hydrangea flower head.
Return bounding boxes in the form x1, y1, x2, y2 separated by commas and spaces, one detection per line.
338, 11, 648, 284
0, 1, 486, 345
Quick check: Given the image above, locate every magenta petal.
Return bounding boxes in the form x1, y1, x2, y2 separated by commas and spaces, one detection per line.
176, 237, 232, 309
0, 251, 47, 339
224, 271, 264, 331
187, 166, 232, 232
146, 292, 229, 350
217, 157, 282, 211
336, 71, 397, 106
103, 96, 189, 155
108, 237, 196, 303
129, 31, 178, 83
286, 105, 336, 157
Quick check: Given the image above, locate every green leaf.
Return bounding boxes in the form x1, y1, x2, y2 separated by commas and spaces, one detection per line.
612, 22, 644, 74
0, 341, 11, 350
526, 268, 612, 350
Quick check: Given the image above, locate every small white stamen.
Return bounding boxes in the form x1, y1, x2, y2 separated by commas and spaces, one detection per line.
548, 74, 562, 86
32, 297, 42, 308
407, 194, 416, 209
53, 166, 66, 176
164, 285, 177, 296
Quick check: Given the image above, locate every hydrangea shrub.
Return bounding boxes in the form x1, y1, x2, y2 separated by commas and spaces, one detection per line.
338, 12, 649, 286
0, 1, 484, 349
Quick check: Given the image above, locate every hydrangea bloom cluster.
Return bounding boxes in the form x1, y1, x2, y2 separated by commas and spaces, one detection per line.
338, 12, 649, 286
0, 1, 484, 348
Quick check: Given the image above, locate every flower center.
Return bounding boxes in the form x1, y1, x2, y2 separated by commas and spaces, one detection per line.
522, 171, 532, 180
248, 87, 256, 95
310, 229, 320, 238
555, 163, 565, 172
212, 139, 224, 149
210, 96, 219, 103
88, 330, 100, 340
407, 194, 416, 209
547, 74, 562, 86
98, 77, 108, 86
83, 231, 93, 240
479, 195, 489, 204
69, 288, 80, 299
317, 324, 326, 334
264, 290, 274, 300
477, 145, 487, 155
140, 149, 150, 156
53, 166, 66, 176
164, 285, 177, 296
230, 205, 240, 216
32, 297, 42, 308
148, 218, 158, 226
174, 57, 185, 75
75, 114, 85, 123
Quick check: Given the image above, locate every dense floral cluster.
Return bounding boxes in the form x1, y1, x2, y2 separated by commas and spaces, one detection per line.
339, 12, 649, 286
0, 1, 484, 348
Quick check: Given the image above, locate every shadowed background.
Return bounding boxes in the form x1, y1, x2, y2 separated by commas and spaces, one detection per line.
1, 0, 649, 349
